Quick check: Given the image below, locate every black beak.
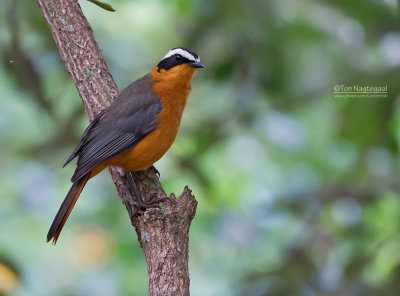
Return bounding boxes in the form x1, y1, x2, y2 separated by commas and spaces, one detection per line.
189, 62, 205, 68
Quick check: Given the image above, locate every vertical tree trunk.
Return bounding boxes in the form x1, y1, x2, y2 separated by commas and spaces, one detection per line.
36, 0, 197, 294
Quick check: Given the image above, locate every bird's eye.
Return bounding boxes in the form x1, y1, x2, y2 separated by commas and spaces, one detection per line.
176, 55, 183, 62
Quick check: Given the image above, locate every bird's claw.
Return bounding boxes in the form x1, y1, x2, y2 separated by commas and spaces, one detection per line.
123, 194, 170, 212
137, 194, 170, 210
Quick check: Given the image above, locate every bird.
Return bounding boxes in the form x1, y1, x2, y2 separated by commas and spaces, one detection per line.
47, 47, 204, 244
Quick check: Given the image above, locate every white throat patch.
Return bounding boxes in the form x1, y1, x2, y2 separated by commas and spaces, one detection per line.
162, 48, 200, 62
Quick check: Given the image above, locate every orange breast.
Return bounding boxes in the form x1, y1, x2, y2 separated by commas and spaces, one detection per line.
105, 64, 196, 172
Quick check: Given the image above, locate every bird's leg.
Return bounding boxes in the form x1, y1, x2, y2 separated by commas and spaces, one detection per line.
149, 165, 160, 177
127, 171, 169, 209
126, 171, 144, 206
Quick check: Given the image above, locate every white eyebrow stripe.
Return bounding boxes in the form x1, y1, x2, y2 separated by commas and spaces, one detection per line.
162, 48, 200, 62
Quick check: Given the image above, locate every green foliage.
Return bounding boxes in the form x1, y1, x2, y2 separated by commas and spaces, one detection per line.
1, 0, 400, 295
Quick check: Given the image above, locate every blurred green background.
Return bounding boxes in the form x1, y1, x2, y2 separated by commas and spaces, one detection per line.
1, 0, 400, 295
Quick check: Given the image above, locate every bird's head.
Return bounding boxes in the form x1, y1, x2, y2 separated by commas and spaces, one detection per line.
152, 47, 204, 83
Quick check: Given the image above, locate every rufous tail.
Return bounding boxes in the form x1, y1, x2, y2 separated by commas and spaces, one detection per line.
47, 172, 91, 245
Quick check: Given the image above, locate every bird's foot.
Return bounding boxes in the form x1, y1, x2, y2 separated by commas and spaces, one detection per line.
126, 171, 169, 213
124, 195, 171, 215
139, 194, 171, 209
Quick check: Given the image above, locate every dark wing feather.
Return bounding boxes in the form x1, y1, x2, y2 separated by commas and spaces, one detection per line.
64, 74, 162, 182
63, 108, 107, 167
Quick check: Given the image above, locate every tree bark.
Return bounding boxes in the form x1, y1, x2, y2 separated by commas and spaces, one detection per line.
36, 0, 197, 295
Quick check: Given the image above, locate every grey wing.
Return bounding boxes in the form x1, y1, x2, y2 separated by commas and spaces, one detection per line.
66, 92, 162, 182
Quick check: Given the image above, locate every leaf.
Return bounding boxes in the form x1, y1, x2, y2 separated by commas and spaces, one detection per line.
85, 0, 116, 12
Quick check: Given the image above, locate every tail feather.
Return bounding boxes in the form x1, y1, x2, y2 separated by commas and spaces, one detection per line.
47, 172, 90, 244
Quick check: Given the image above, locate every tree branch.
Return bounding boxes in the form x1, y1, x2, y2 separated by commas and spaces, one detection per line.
36, 0, 197, 294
